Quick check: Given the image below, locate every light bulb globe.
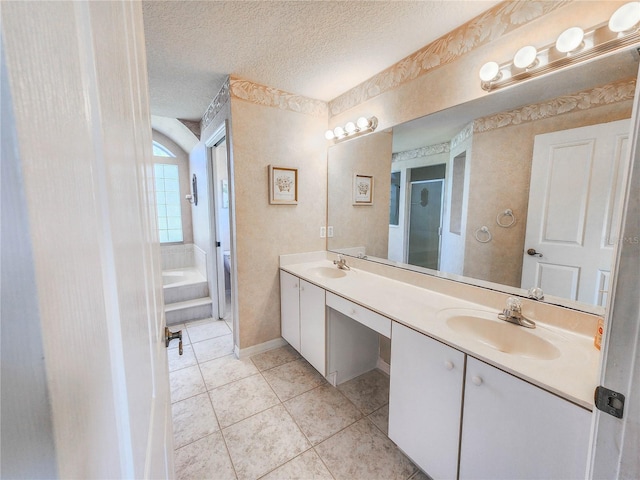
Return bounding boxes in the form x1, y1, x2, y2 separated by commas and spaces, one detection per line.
513, 45, 538, 69
556, 27, 585, 53
479, 61, 500, 82
609, 2, 640, 33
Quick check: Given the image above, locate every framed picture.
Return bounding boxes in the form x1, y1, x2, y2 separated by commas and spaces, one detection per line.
353, 174, 374, 205
269, 165, 298, 204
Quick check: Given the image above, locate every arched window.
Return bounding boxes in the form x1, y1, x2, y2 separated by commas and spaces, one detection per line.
152, 141, 175, 158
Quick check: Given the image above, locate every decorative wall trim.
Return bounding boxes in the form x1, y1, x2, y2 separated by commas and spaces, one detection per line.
474, 78, 637, 133
328, 1, 569, 117
230, 76, 328, 118
201, 77, 230, 130
392, 142, 450, 162
451, 122, 474, 150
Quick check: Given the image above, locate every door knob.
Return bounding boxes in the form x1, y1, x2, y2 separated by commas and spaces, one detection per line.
165, 327, 183, 355
526, 248, 543, 257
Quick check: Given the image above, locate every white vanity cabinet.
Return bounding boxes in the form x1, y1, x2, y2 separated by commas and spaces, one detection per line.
280, 271, 301, 351
389, 322, 465, 480
459, 357, 591, 480
279, 271, 326, 375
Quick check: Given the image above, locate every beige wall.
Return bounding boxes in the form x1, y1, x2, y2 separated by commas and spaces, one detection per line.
464, 100, 633, 287
327, 131, 393, 258
152, 130, 194, 244
197, 1, 630, 351
230, 97, 327, 349
328, 2, 626, 128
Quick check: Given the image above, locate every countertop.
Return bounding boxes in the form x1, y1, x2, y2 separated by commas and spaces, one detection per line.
281, 259, 600, 410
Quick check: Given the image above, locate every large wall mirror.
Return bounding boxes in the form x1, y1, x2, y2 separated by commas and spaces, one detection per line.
328, 48, 639, 314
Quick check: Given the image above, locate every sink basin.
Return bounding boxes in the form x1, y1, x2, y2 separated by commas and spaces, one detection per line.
306, 266, 347, 279
440, 309, 561, 360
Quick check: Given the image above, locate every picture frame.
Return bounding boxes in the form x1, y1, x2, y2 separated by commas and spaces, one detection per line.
353, 174, 374, 205
269, 165, 298, 204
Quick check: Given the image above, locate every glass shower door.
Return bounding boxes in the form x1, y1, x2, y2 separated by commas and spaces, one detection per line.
407, 179, 444, 270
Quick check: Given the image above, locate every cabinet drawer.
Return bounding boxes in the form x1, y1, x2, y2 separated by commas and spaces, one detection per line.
326, 292, 391, 338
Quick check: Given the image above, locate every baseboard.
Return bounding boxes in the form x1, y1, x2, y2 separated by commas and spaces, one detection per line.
236, 337, 287, 359
376, 357, 390, 375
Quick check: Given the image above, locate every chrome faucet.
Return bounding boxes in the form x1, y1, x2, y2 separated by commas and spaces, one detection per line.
333, 254, 350, 270
498, 297, 536, 329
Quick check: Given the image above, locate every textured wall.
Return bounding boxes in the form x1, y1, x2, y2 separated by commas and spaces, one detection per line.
465, 100, 633, 287
328, 2, 626, 128
230, 94, 327, 349
327, 131, 393, 258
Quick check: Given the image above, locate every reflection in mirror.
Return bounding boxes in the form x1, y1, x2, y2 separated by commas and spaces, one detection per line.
327, 49, 639, 313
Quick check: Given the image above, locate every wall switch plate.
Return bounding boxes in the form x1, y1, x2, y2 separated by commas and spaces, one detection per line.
328, 226, 334, 237
320, 226, 326, 238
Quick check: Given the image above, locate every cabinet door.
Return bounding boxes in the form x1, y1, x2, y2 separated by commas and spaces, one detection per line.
299, 279, 326, 375
460, 357, 591, 480
389, 323, 465, 480
280, 271, 300, 352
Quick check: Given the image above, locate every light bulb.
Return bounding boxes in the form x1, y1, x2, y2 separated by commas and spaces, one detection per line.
608, 2, 640, 33
325, 129, 335, 140
333, 126, 345, 137
555, 27, 584, 53
513, 45, 538, 69
356, 117, 370, 129
345, 122, 357, 134
479, 61, 500, 82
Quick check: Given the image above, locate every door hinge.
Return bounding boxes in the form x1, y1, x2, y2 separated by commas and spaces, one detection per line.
216, 241, 221, 247
594, 386, 625, 418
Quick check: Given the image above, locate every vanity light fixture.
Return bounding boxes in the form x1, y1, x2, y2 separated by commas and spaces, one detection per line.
325, 116, 378, 141
513, 45, 538, 69
479, 2, 640, 92
479, 61, 501, 83
555, 27, 585, 54
608, 1, 640, 35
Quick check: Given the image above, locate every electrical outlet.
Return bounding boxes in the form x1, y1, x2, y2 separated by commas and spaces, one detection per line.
320, 226, 326, 238
327, 226, 334, 237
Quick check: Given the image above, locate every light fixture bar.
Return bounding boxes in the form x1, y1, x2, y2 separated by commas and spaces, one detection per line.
481, 19, 640, 92
325, 116, 378, 141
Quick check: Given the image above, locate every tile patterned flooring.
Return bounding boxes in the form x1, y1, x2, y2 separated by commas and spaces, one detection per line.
169, 318, 428, 480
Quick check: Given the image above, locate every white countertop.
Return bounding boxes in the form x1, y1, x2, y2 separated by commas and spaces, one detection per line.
281, 259, 600, 410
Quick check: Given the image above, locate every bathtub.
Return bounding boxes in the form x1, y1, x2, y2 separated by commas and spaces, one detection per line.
162, 267, 206, 288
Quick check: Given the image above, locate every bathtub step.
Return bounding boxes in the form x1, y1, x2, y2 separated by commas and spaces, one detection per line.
164, 280, 209, 305
165, 297, 213, 325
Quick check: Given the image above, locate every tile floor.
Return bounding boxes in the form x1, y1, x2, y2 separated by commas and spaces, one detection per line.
168, 318, 429, 480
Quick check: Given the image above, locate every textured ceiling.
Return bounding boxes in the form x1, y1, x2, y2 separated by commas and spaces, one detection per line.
142, 1, 501, 121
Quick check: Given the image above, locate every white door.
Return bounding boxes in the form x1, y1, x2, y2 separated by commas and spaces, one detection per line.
1, 2, 173, 477
212, 138, 231, 319
521, 120, 630, 305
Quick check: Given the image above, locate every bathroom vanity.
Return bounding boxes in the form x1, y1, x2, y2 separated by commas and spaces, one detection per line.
279, 252, 599, 480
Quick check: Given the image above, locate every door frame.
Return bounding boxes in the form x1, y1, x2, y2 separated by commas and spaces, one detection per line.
405, 178, 445, 269
588, 66, 640, 479
204, 123, 237, 334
